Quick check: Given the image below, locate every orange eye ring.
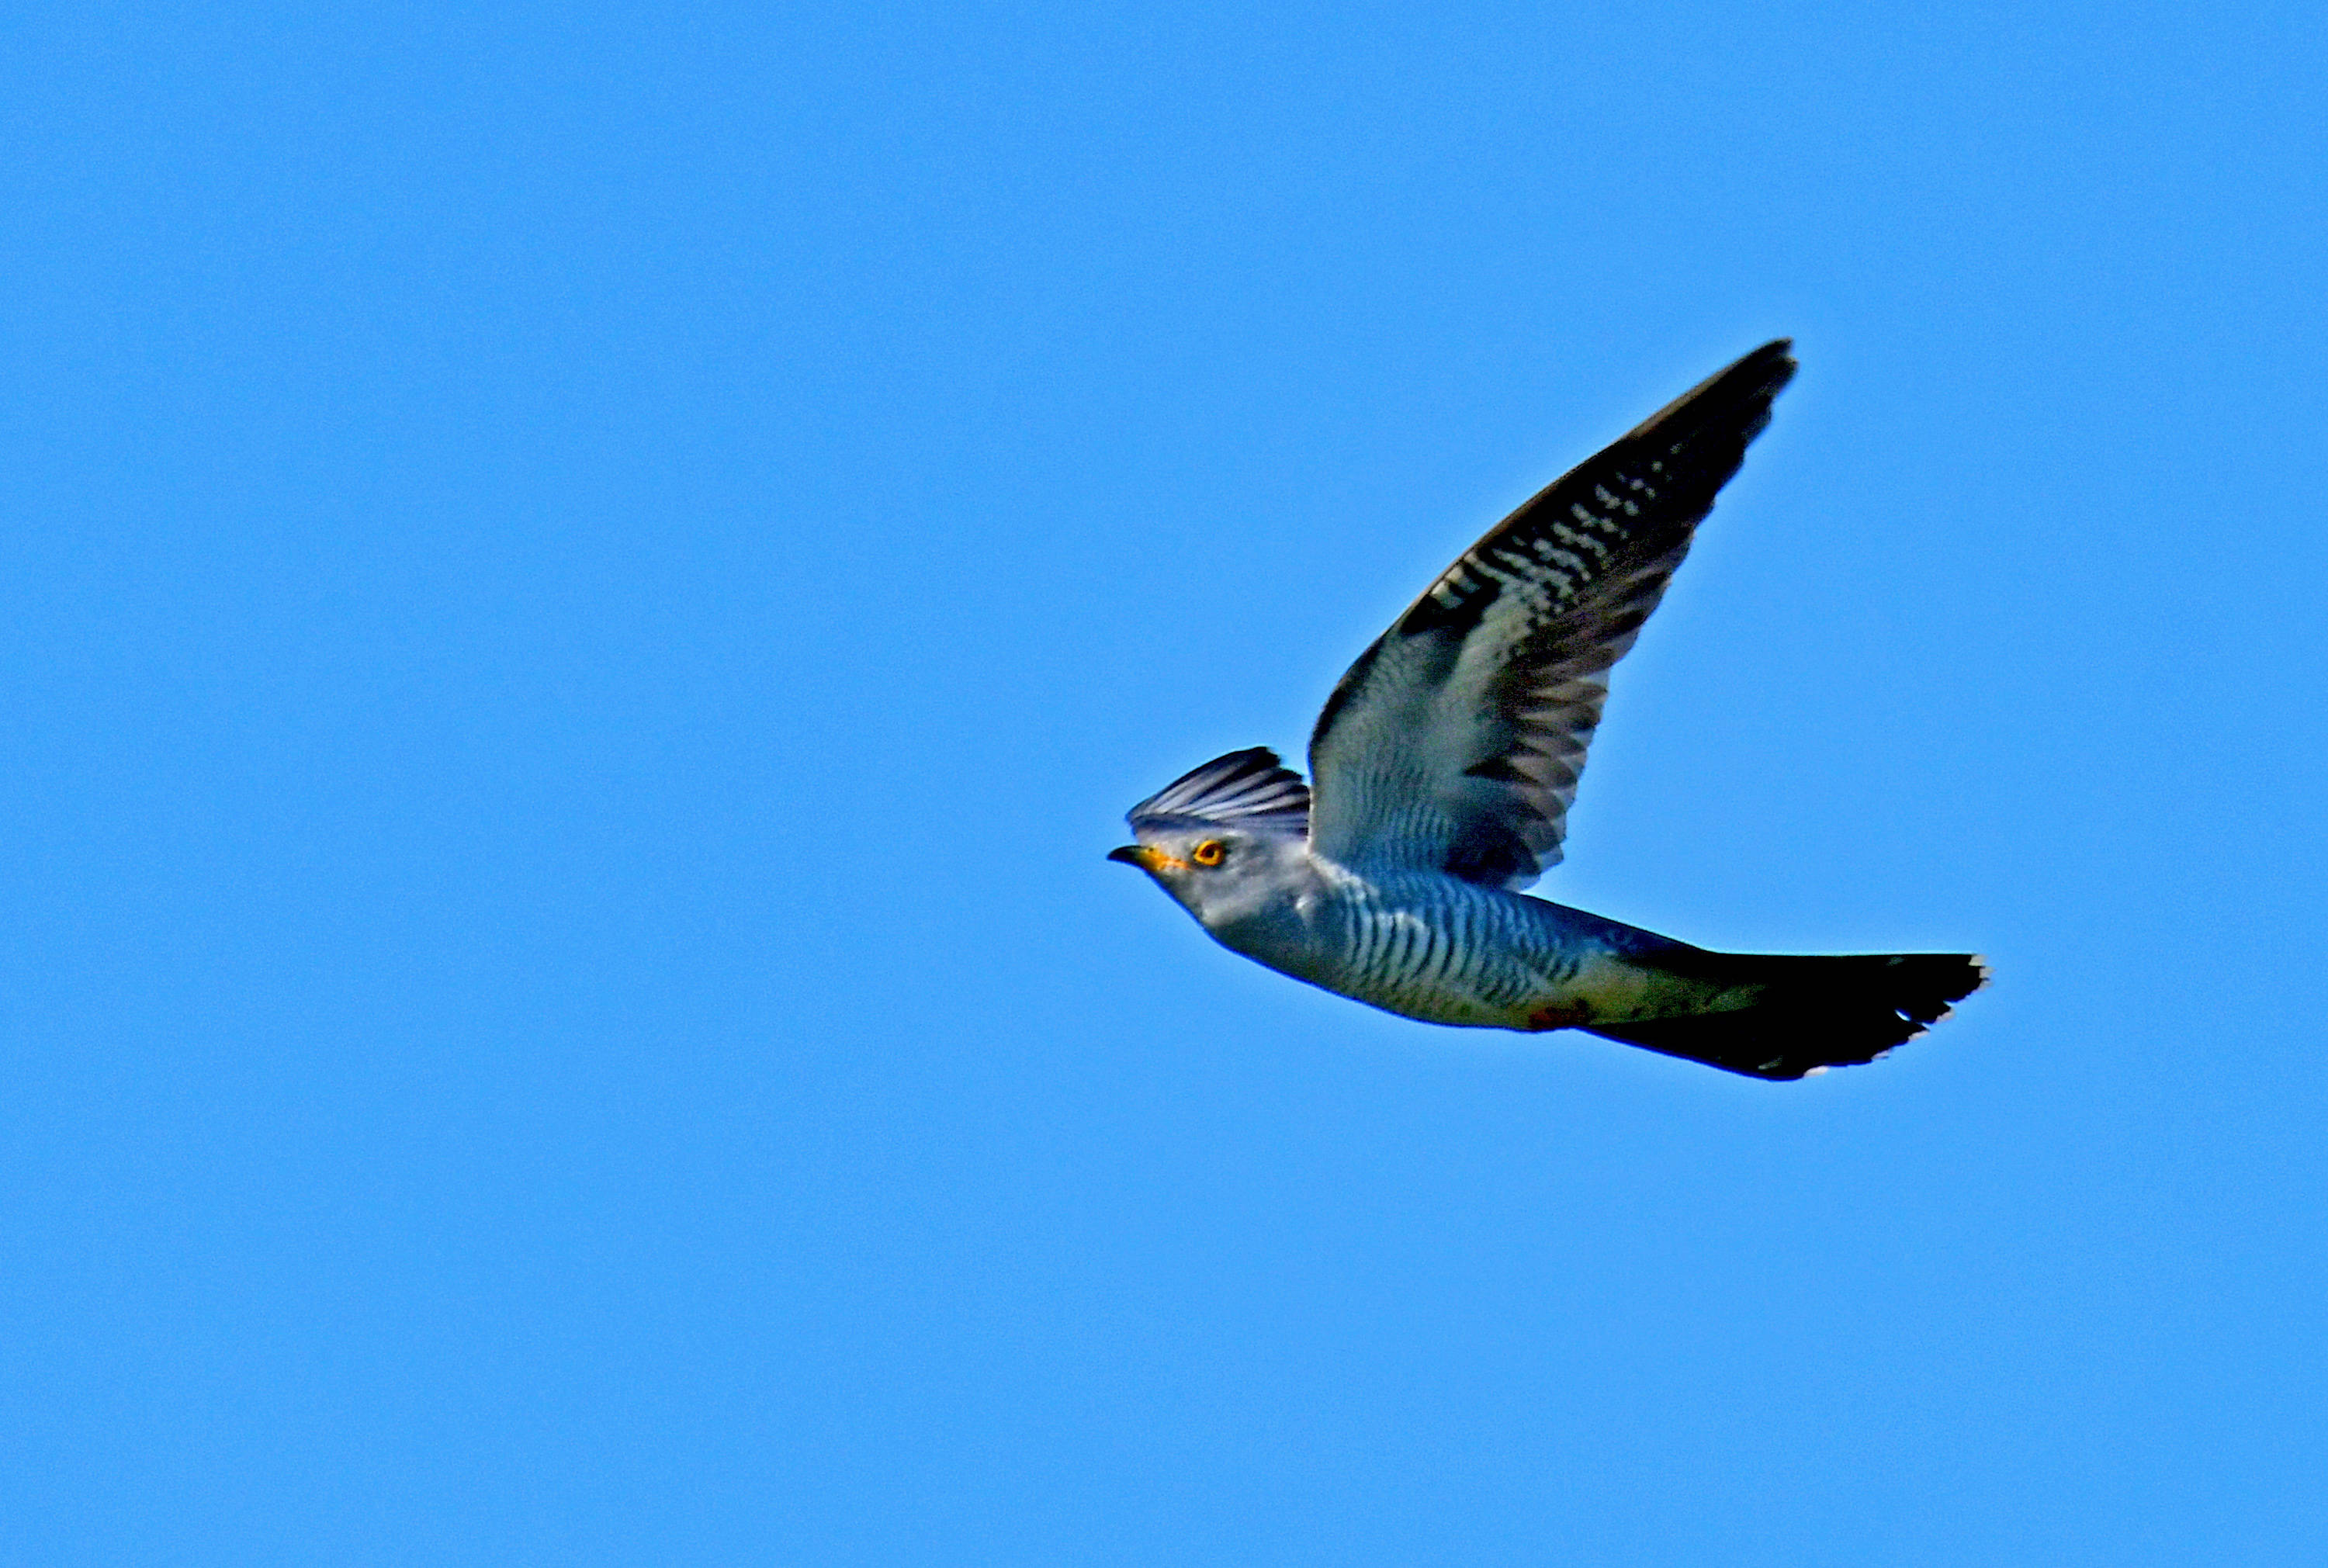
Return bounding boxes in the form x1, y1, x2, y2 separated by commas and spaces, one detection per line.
1191, 839, 1227, 867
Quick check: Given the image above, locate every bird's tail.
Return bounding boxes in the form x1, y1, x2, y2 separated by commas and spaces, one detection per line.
1585, 951, 1989, 1081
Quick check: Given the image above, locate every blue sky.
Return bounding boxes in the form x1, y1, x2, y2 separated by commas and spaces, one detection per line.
3, 1, 2323, 1562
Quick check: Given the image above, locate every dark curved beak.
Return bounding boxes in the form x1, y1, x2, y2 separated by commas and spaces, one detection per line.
1107, 845, 1146, 867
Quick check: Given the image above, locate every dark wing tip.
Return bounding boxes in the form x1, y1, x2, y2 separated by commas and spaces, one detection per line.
1626, 339, 1798, 448
1397, 337, 1802, 639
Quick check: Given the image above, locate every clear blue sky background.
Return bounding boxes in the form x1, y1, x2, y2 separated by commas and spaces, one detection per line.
3, 2, 2322, 1563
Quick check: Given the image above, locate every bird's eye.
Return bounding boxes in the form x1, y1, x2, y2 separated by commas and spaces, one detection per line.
1191, 839, 1227, 867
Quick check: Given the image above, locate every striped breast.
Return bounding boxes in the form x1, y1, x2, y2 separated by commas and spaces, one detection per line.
1321, 874, 1592, 1026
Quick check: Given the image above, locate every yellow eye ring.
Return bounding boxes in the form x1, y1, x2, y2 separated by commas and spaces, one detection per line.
1191, 839, 1227, 867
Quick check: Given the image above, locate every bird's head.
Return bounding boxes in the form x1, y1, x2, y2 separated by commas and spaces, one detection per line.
1107, 747, 1313, 932
1107, 823, 1307, 925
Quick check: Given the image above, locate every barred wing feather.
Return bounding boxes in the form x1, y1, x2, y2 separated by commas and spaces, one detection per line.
1128, 746, 1311, 836
1305, 341, 1797, 889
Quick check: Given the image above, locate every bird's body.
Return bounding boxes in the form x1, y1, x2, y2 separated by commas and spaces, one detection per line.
1110, 343, 1986, 1079
1201, 856, 1665, 1031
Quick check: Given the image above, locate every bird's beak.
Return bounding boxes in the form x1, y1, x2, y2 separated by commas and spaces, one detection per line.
1108, 844, 1160, 870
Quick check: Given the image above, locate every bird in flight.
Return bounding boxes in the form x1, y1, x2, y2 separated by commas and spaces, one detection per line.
1109, 341, 1985, 1079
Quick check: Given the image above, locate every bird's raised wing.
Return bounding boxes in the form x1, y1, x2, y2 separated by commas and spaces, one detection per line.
1127, 746, 1311, 836
1305, 341, 1796, 889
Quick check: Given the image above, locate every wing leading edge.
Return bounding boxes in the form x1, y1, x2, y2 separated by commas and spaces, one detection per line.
1305, 341, 1798, 888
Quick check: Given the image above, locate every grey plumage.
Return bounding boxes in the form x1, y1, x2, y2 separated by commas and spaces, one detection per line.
1109, 342, 1986, 1080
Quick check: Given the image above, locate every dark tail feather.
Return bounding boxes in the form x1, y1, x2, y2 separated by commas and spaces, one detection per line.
1585, 952, 1990, 1082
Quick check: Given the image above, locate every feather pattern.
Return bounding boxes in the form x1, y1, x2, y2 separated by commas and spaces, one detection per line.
1128, 746, 1311, 836
1306, 341, 1798, 889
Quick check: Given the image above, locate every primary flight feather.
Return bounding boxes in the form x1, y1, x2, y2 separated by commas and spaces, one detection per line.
1109, 342, 1986, 1080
